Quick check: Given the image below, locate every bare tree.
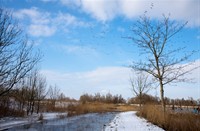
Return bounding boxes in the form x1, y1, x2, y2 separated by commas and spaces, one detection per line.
48, 85, 60, 109
130, 71, 152, 109
0, 8, 41, 97
26, 71, 38, 115
129, 14, 198, 112
35, 73, 47, 114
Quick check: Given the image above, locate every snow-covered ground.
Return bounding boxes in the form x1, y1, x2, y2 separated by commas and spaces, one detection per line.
105, 111, 164, 131
0, 111, 164, 131
0, 112, 67, 130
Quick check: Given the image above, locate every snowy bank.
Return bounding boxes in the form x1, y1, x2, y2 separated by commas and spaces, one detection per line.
0, 112, 67, 130
105, 111, 164, 131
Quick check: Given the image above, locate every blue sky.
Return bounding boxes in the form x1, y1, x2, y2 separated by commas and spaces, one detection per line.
1, 0, 200, 100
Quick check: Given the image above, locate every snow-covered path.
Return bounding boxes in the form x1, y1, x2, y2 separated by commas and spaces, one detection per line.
105, 111, 164, 131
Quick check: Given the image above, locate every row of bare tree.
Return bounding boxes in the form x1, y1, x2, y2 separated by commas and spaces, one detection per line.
0, 8, 64, 117
0, 73, 63, 117
80, 93, 126, 104
128, 93, 199, 107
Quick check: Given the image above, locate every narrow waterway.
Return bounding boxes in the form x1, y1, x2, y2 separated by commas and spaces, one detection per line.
6, 112, 117, 131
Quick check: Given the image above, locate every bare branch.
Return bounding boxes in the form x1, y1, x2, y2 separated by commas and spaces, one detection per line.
0, 8, 41, 97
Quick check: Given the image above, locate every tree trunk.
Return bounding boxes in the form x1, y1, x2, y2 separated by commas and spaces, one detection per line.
159, 81, 165, 112
36, 100, 40, 114
31, 101, 35, 115
27, 101, 30, 116
139, 92, 142, 110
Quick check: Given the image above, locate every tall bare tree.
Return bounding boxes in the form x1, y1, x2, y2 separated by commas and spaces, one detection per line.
130, 71, 152, 109
26, 71, 38, 115
129, 14, 197, 112
48, 85, 60, 109
0, 8, 40, 97
35, 73, 47, 113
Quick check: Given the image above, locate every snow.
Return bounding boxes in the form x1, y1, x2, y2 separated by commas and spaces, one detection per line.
42, 112, 67, 120
105, 111, 164, 131
0, 112, 67, 130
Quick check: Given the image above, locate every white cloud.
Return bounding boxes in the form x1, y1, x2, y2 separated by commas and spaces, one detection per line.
60, 0, 81, 7
54, 12, 90, 28
60, 45, 99, 56
37, 0, 199, 27
14, 7, 90, 37
182, 59, 200, 82
59, 0, 199, 27
28, 24, 56, 37
41, 60, 200, 100
14, 7, 54, 37
15, 7, 50, 24
41, 67, 132, 99
81, 0, 119, 22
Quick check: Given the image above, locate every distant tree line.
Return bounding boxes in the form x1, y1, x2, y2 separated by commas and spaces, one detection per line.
128, 93, 199, 108
79, 93, 126, 104
128, 93, 160, 105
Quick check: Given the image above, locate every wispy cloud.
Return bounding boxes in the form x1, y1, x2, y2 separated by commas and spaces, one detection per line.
81, 0, 119, 22
14, 7, 50, 24
54, 12, 91, 28
57, 0, 200, 27
60, 0, 81, 8
117, 27, 125, 33
41, 60, 200, 99
41, 0, 57, 2
28, 24, 56, 37
14, 7, 90, 37
41, 66, 132, 99
60, 45, 99, 56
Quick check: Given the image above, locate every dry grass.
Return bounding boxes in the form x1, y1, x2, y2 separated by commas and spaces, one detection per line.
116, 104, 138, 111
138, 104, 200, 131
67, 102, 137, 117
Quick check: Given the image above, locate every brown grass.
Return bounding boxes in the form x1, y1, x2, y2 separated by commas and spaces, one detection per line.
67, 102, 137, 117
138, 104, 200, 131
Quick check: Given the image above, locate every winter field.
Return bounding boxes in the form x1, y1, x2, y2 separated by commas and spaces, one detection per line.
0, 111, 164, 131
